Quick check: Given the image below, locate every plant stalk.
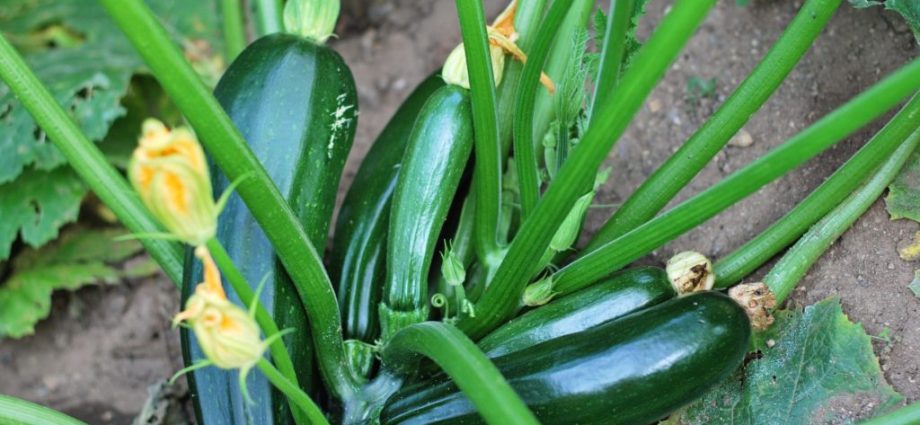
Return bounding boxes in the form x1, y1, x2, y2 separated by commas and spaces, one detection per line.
513, 0, 576, 219
550, 57, 920, 298
255, 0, 284, 36
764, 127, 920, 304
221, 0, 247, 60
584, 0, 844, 252
455, 0, 503, 263
96, 0, 359, 400
588, 0, 637, 123
0, 34, 184, 285
860, 401, 920, 425
382, 322, 539, 425
0, 395, 88, 425
715, 92, 920, 286
257, 359, 330, 425
459, 0, 719, 339
204, 239, 307, 425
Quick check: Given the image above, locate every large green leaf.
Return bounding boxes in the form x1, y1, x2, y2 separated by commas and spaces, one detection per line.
0, 227, 156, 339
0, 167, 86, 260
851, 0, 920, 41
885, 148, 920, 221
677, 298, 902, 424
0, 0, 223, 259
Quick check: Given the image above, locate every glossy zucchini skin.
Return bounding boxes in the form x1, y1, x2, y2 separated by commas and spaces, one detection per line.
478, 266, 675, 358
181, 33, 357, 425
379, 85, 474, 340
381, 292, 751, 425
331, 74, 445, 345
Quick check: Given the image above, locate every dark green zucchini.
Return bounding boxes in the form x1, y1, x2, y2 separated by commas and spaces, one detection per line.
478, 266, 675, 358
330, 74, 445, 369
381, 291, 751, 425
379, 84, 475, 341
182, 32, 357, 425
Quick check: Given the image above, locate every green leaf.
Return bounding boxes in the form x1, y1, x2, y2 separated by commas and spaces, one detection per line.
0, 0, 222, 258
0, 227, 154, 339
909, 270, 920, 298
0, 167, 86, 260
622, 0, 650, 71
850, 0, 920, 42
885, 148, 920, 221
677, 298, 902, 425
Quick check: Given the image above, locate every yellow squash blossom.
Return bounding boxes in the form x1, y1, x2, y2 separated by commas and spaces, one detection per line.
443, 0, 555, 93
128, 119, 217, 246
174, 247, 264, 371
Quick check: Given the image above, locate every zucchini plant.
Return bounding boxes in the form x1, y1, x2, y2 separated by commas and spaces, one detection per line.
1, 0, 919, 424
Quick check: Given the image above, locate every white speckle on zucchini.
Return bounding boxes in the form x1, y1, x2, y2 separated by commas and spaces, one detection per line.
327, 92, 355, 159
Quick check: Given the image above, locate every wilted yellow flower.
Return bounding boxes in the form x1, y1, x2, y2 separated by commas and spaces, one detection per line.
174, 247, 265, 372
442, 0, 555, 93
128, 119, 216, 246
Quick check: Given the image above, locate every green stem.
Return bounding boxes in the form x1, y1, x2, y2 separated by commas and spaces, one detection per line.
204, 239, 308, 425
715, 92, 920, 286
459, 0, 718, 339
584, 0, 843, 252
494, 0, 546, 157
860, 402, 920, 425
550, 57, 920, 298
455, 0, 503, 260
382, 322, 539, 425
257, 359, 330, 425
0, 395, 88, 425
764, 128, 920, 304
221, 0, 247, 60
588, 0, 636, 123
96, 0, 358, 400
531, 0, 594, 151
255, 0, 284, 36
513, 0, 576, 219
0, 34, 184, 285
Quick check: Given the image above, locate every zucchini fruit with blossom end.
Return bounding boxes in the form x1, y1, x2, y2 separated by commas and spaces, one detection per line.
182, 32, 358, 425
379, 83, 475, 341
478, 266, 675, 358
330, 74, 445, 378
381, 291, 751, 425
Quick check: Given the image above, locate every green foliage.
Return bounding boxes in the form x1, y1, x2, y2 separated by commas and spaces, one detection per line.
686, 76, 718, 106
677, 298, 902, 424
909, 270, 920, 298
885, 148, 920, 221
0, 0, 223, 260
623, 0, 649, 71
0, 227, 157, 339
0, 167, 85, 260
851, 0, 920, 42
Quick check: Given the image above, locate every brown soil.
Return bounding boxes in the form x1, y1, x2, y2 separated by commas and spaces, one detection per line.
2, 0, 918, 422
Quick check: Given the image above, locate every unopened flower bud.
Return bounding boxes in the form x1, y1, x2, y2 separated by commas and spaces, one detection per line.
129, 119, 216, 246
666, 251, 714, 294
523, 276, 558, 307
441, 246, 467, 287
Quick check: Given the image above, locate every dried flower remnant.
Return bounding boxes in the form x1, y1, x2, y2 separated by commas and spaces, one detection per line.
666, 251, 715, 294
728, 282, 777, 330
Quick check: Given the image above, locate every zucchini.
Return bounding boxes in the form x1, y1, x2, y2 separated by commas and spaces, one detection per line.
330, 74, 445, 367
478, 266, 675, 358
381, 291, 751, 425
182, 32, 358, 425
379, 84, 475, 340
